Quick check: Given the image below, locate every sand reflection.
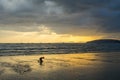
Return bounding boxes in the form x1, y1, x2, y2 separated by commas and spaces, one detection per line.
0, 53, 120, 80
0, 53, 100, 75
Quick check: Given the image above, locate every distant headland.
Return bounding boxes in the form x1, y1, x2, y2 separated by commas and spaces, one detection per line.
86, 39, 120, 44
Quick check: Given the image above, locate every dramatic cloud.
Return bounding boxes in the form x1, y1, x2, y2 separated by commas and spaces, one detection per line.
51, 0, 120, 33
0, 0, 119, 42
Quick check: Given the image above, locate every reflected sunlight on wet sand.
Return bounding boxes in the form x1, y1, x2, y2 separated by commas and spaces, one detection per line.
0, 53, 120, 80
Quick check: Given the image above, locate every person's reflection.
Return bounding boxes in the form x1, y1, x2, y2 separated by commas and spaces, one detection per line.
38, 57, 45, 65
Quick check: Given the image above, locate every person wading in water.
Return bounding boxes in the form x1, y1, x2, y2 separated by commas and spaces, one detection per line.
38, 57, 45, 65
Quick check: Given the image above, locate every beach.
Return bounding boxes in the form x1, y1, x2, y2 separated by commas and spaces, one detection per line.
0, 53, 120, 80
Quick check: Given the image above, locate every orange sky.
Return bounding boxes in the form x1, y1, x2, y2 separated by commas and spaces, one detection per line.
0, 25, 103, 43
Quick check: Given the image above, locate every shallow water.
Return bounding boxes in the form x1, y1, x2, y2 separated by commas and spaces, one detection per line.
0, 53, 120, 80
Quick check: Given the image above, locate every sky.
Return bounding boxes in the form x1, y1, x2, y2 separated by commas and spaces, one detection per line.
0, 0, 120, 43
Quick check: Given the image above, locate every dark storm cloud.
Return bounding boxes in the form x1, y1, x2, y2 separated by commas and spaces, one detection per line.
51, 0, 109, 12
0, 0, 120, 35
51, 0, 120, 33
0, 0, 62, 32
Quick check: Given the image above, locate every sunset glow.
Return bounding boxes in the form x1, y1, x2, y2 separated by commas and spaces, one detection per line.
0, 0, 119, 43
0, 25, 102, 43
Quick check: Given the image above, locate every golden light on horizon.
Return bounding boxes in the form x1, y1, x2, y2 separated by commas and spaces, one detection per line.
0, 25, 103, 43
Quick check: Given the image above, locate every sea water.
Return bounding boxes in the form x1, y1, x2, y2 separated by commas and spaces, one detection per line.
0, 43, 84, 55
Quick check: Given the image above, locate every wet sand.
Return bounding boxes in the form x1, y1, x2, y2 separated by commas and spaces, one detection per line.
0, 53, 120, 80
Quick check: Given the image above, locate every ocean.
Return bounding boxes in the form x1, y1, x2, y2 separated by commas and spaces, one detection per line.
0, 43, 84, 55
0, 43, 120, 56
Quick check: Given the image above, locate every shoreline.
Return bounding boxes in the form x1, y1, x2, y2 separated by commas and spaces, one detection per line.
0, 52, 120, 57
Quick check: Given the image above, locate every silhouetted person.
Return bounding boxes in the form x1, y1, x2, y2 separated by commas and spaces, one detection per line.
38, 57, 45, 65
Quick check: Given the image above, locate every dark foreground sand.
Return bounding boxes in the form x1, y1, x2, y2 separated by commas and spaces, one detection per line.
0, 53, 120, 80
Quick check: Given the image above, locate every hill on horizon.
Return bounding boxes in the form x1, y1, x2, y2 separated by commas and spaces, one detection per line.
83, 39, 120, 52
86, 39, 120, 44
